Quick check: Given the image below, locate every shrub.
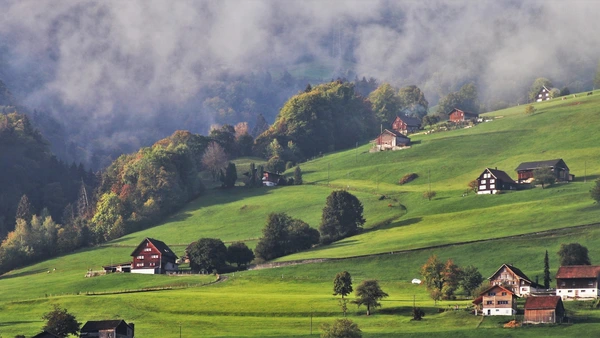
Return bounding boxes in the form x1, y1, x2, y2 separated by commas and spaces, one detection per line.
399, 173, 418, 185
524, 105, 536, 115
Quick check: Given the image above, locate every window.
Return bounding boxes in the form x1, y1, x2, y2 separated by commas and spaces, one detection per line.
479, 185, 486, 190
486, 301, 493, 305
490, 184, 495, 189
589, 281, 594, 286
490, 179, 495, 183
561, 281, 566, 286
136, 263, 144, 267
149, 262, 155, 267
581, 290, 586, 292
144, 248, 152, 252
568, 290, 572, 293
151, 254, 159, 259
481, 180, 487, 184
501, 292, 507, 296
488, 292, 496, 296
498, 301, 509, 305
137, 255, 144, 259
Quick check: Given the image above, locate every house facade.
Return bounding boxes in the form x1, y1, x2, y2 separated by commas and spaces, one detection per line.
556, 265, 600, 300
488, 263, 539, 296
535, 86, 552, 102
80, 320, 134, 338
515, 159, 571, 184
448, 108, 478, 123
374, 129, 411, 151
131, 238, 178, 274
392, 115, 421, 135
524, 296, 566, 324
476, 168, 517, 194
262, 171, 283, 186
473, 285, 518, 316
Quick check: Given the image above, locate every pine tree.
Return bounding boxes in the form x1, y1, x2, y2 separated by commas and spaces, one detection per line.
294, 166, 303, 185
15, 194, 32, 222
544, 250, 551, 289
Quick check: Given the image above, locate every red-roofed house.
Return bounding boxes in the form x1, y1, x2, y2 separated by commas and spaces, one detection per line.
373, 129, 411, 151
556, 265, 600, 300
488, 264, 541, 297
392, 115, 422, 135
448, 108, 478, 123
473, 285, 518, 316
524, 296, 566, 323
476, 168, 517, 194
131, 238, 178, 274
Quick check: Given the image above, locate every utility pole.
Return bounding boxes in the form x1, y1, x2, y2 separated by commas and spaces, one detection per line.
328, 163, 330, 186
428, 168, 431, 192
585, 161, 587, 183
310, 306, 313, 335
355, 141, 358, 163
179, 323, 182, 338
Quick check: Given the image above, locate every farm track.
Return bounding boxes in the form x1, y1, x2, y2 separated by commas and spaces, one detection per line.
249, 222, 600, 271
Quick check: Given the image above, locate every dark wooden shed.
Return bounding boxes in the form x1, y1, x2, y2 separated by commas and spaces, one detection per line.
524, 296, 565, 324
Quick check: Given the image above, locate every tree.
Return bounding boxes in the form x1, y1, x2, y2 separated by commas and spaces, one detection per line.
436, 83, 480, 115
590, 179, 600, 204
423, 190, 436, 201
201, 142, 228, 180
319, 190, 365, 244
209, 124, 236, 155
42, 305, 80, 338
543, 250, 551, 289
187, 238, 228, 272
420, 255, 462, 300
524, 105, 536, 115
468, 180, 478, 193
15, 194, 32, 222
320, 318, 362, 338
557, 243, 591, 266
353, 280, 388, 316
528, 77, 553, 102
294, 166, 303, 185
220, 162, 238, 188
254, 213, 319, 261
368, 83, 402, 125
441, 259, 461, 300
226, 241, 254, 267
459, 265, 483, 297
398, 85, 429, 119
333, 270, 353, 317
533, 166, 555, 189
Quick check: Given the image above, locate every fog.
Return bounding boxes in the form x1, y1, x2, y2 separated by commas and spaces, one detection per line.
1, 0, 599, 165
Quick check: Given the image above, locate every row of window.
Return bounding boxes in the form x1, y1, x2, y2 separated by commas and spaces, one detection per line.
136, 255, 160, 259
135, 262, 157, 267
479, 184, 496, 190
480, 179, 495, 184
487, 292, 508, 296
485, 300, 510, 305
560, 281, 594, 286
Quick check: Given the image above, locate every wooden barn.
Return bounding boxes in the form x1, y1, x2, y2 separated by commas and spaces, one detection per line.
80, 320, 135, 338
524, 296, 566, 324
535, 85, 552, 102
488, 263, 540, 296
31, 331, 60, 338
473, 285, 518, 316
131, 238, 178, 274
392, 115, 422, 135
447, 108, 478, 123
476, 168, 517, 194
515, 159, 571, 183
556, 265, 600, 300
373, 129, 411, 151
262, 171, 284, 186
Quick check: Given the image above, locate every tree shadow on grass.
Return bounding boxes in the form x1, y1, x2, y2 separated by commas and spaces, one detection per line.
324, 240, 359, 249
369, 217, 423, 231
0, 320, 41, 326
0, 268, 47, 280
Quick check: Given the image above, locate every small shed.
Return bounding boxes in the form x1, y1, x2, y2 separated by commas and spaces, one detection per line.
515, 159, 571, 183
524, 296, 566, 324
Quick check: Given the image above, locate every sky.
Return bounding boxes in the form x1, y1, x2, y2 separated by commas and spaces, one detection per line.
1, 0, 599, 162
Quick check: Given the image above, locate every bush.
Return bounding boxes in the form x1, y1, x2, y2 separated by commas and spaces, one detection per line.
524, 105, 536, 115
399, 173, 418, 185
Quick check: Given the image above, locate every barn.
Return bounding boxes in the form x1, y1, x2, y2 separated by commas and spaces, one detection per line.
524, 296, 566, 324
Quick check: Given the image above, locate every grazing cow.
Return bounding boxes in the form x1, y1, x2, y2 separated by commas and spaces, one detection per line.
588, 92, 593, 96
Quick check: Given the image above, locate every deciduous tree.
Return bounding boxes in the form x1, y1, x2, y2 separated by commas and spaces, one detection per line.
42, 305, 80, 338
423, 190, 436, 201
320, 318, 362, 338
202, 142, 228, 180
353, 280, 388, 316
294, 166, 303, 185
254, 213, 319, 261
590, 179, 600, 204
533, 166, 555, 189
459, 265, 483, 297
558, 243, 591, 266
369, 83, 402, 125
226, 241, 254, 267
319, 190, 365, 244
188, 238, 228, 272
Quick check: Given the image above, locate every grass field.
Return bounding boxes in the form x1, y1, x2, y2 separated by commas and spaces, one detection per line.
2, 91, 600, 337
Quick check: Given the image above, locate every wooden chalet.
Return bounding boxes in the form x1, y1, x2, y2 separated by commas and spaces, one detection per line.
80, 320, 134, 338
473, 284, 518, 316
373, 129, 411, 151
535, 85, 552, 102
556, 265, 600, 300
32, 331, 60, 338
488, 263, 540, 296
515, 158, 571, 184
392, 115, 421, 135
476, 168, 517, 194
262, 171, 284, 186
448, 108, 478, 123
524, 296, 566, 324
131, 238, 178, 274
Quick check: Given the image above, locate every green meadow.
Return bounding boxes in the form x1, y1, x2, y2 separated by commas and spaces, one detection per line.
3, 92, 600, 337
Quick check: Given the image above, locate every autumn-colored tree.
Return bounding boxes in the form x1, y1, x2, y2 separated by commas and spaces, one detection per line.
202, 142, 228, 180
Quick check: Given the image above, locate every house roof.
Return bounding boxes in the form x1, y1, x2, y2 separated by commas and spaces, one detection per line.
131, 238, 178, 259
81, 320, 129, 332
515, 159, 569, 172
395, 115, 422, 127
382, 129, 410, 139
556, 265, 600, 279
488, 263, 532, 283
447, 108, 478, 117
31, 331, 60, 338
482, 168, 515, 183
524, 296, 562, 310
478, 284, 516, 297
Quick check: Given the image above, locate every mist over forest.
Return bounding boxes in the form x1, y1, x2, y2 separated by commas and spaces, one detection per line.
1, 0, 600, 168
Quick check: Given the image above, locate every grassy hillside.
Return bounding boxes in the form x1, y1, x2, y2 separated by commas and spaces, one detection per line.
2, 92, 600, 337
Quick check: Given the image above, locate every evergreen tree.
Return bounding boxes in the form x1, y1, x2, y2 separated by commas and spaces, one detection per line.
319, 190, 365, 244
220, 162, 238, 188
543, 250, 551, 289
294, 166, 303, 185
15, 194, 32, 222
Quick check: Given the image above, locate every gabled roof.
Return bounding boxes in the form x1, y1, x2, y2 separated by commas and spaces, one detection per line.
447, 108, 478, 117
556, 265, 600, 279
482, 168, 515, 183
488, 264, 532, 283
395, 115, 422, 127
515, 159, 569, 172
478, 284, 516, 297
81, 320, 129, 332
524, 296, 562, 310
382, 129, 410, 139
131, 238, 178, 259
539, 85, 551, 93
